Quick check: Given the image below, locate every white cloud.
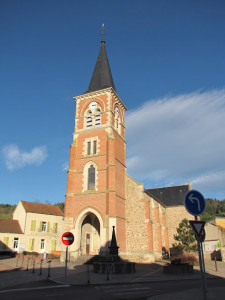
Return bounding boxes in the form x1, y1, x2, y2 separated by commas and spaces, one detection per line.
2, 144, 48, 170
126, 89, 225, 199
192, 172, 225, 199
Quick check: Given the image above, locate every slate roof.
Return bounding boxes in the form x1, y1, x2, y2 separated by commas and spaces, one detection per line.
85, 38, 116, 93
21, 201, 63, 216
145, 185, 189, 207
0, 219, 23, 234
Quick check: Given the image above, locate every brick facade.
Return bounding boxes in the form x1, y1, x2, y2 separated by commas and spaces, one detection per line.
62, 86, 192, 263
64, 88, 127, 259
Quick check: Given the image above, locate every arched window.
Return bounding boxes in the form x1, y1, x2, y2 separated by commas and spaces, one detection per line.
88, 165, 95, 190
84, 103, 102, 129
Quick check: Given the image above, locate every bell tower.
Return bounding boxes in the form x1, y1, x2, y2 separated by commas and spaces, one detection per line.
64, 37, 127, 259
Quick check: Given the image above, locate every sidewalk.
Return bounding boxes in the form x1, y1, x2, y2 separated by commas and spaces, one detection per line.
1, 256, 225, 299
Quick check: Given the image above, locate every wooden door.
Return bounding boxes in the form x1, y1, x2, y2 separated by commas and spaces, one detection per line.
86, 234, 90, 254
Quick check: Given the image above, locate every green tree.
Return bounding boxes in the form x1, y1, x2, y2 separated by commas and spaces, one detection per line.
172, 218, 198, 252
55, 202, 64, 213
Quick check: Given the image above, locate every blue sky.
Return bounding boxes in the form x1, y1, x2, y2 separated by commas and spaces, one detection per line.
1, 0, 225, 205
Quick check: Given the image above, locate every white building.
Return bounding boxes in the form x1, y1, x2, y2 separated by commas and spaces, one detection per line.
0, 201, 64, 255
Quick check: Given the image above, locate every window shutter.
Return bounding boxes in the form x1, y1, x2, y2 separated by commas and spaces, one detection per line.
53, 223, 58, 233
30, 220, 36, 231
39, 222, 42, 232
88, 165, 95, 190
3, 237, 9, 246
51, 240, 56, 251
47, 222, 50, 233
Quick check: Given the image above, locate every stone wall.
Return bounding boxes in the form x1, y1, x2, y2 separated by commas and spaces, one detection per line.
125, 175, 148, 255
166, 206, 192, 247
125, 175, 168, 262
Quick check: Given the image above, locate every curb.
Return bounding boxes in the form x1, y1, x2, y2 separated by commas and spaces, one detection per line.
0, 267, 21, 273
48, 272, 218, 287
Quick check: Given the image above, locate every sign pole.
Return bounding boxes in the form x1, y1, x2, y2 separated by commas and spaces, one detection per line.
195, 216, 207, 300
185, 191, 207, 300
62, 231, 75, 281
200, 241, 207, 293
65, 245, 68, 280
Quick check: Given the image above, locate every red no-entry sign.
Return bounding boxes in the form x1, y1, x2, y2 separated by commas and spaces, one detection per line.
62, 232, 74, 246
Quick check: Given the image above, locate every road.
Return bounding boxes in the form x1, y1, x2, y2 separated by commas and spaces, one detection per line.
0, 278, 225, 300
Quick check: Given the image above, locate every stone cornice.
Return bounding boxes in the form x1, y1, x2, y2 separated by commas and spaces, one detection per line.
74, 87, 127, 111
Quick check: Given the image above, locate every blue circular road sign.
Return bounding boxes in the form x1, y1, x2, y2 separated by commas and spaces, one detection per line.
184, 190, 206, 216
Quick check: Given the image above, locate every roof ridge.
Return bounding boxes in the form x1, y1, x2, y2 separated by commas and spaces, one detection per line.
20, 201, 63, 216
145, 184, 188, 191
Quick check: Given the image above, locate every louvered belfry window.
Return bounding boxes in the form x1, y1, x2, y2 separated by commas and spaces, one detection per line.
86, 111, 92, 128
88, 165, 95, 190
95, 108, 101, 126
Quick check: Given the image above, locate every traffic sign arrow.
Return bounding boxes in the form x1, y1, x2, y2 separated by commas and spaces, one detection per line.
189, 220, 205, 240
184, 190, 206, 216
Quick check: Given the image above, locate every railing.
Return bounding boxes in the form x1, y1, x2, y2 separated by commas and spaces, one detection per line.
16, 252, 53, 278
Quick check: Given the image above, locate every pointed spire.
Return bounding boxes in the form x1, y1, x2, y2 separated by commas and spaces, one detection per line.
86, 36, 116, 93
108, 226, 119, 256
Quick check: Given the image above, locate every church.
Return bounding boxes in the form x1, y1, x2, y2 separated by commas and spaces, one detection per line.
63, 36, 192, 262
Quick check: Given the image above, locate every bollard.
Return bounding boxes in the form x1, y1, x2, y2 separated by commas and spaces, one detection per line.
47, 260, 51, 278
39, 259, 43, 275
106, 263, 109, 281
215, 256, 217, 272
26, 257, 30, 271
32, 260, 35, 273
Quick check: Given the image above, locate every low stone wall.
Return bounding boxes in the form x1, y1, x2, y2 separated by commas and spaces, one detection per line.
163, 263, 193, 274
120, 251, 155, 263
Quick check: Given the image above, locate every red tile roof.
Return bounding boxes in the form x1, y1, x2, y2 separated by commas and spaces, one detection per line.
218, 225, 225, 231
20, 201, 63, 216
0, 219, 23, 234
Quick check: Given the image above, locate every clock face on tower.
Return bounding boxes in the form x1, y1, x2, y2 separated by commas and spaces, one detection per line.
89, 101, 97, 110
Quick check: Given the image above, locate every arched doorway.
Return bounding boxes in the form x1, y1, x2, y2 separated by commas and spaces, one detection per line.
81, 213, 100, 255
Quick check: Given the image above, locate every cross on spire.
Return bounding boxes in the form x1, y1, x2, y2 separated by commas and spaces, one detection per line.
101, 23, 106, 41
85, 25, 116, 94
